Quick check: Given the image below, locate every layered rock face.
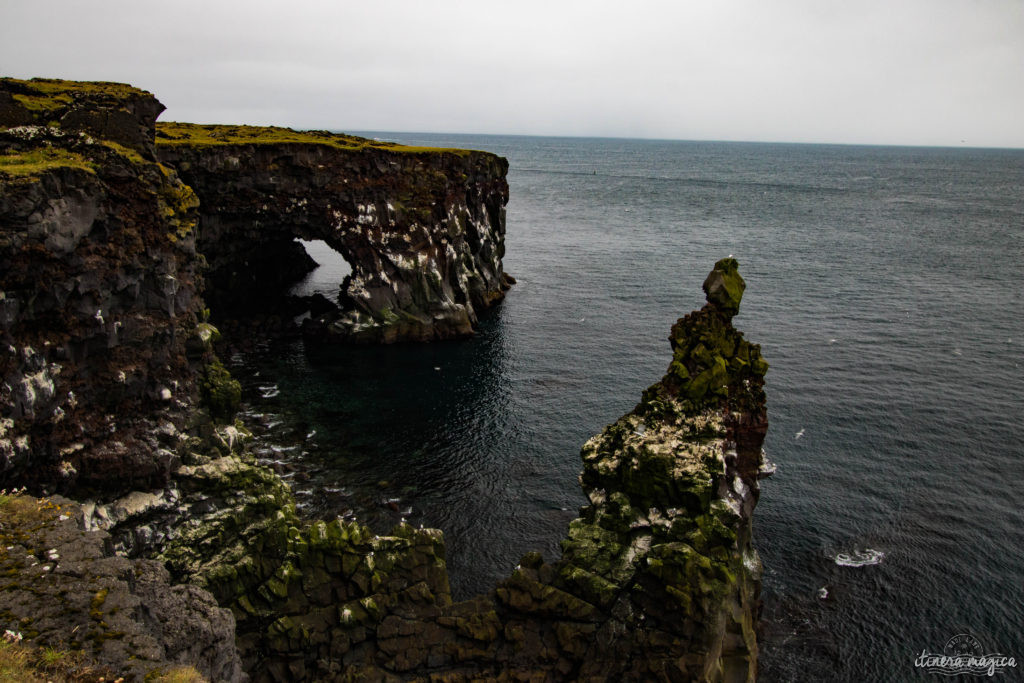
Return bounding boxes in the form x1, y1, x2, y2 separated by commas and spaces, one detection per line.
135, 258, 769, 681
0, 78, 204, 494
156, 123, 512, 343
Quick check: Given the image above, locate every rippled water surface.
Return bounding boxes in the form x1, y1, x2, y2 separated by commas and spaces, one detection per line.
230, 135, 1024, 681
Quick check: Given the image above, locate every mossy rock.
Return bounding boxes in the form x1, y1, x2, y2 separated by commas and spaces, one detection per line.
702, 257, 745, 315
200, 357, 241, 423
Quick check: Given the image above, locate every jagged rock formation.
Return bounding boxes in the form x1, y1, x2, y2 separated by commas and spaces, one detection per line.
0, 490, 242, 681
0, 78, 204, 494
111, 258, 769, 681
156, 123, 512, 343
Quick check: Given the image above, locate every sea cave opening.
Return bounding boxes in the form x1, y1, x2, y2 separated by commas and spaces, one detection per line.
202, 234, 356, 335
289, 238, 353, 304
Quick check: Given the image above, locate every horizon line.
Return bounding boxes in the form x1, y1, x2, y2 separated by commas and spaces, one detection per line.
342, 129, 1024, 153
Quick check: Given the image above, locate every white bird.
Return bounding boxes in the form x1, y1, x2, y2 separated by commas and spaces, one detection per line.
795, 429, 805, 439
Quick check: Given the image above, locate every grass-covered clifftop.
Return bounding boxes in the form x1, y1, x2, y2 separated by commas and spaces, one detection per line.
156, 121, 475, 156
0, 77, 165, 158
0, 77, 152, 114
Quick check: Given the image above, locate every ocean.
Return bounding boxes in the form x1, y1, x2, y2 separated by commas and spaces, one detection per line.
227, 135, 1024, 681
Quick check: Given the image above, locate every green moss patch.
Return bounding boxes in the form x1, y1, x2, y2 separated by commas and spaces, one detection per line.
199, 358, 242, 423
0, 148, 95, 178
702, 257, 746, 315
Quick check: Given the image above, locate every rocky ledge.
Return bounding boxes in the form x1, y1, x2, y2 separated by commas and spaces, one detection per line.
0, 489, 242, 680
156, 122, 512, 343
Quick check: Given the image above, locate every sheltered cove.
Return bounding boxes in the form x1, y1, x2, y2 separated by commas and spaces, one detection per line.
1, 78, 769, 681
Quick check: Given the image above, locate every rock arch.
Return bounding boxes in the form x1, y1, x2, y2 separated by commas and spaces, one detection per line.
155, 124, 513, 343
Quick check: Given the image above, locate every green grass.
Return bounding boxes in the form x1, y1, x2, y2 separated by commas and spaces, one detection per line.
0, 638, 101, 682
155, 121, 476, 156
0, 148, 95, 178
11, 92, 73, 114
0, 639, 38, 682
7, 78, 151, 98
0, 139, 150, 182
146, 666, 207, 682
40, 646, 68, 667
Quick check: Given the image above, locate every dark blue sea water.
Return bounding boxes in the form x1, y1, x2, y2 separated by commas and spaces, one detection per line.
230, 135, 1024, 681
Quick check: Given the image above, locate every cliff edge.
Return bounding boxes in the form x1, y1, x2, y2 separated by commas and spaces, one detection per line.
0, 77, 240, 681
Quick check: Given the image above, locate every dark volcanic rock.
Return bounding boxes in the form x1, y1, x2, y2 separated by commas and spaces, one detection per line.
2, 77, 771, 682
702, 256, 746, 317
0, 79, 204, 495
0, 492, 242, 681
0, 78, 165, 159
156, 123, 512, 343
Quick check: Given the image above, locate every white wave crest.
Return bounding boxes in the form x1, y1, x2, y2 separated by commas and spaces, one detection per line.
834, 548, 885, 567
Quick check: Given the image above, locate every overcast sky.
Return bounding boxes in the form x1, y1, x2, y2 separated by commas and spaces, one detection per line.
2, 0, 1022, 147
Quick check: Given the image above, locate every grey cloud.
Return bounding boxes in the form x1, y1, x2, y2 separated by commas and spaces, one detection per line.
2, 0, 1021, 146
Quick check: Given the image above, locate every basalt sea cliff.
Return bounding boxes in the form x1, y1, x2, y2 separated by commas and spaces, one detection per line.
155, 122, 512, 343
1, 78, 769, 681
